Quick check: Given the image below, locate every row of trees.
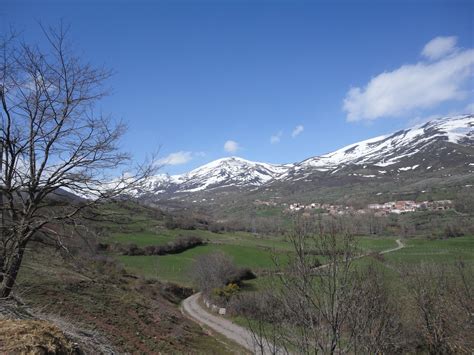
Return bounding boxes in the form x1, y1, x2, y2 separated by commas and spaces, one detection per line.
171, 203, 474, 240
120, 236, 204, 256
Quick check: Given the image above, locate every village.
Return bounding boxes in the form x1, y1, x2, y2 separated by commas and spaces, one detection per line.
254, 199, 453, 216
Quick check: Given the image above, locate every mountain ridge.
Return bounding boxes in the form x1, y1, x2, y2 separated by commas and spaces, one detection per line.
138, 115, 473, 200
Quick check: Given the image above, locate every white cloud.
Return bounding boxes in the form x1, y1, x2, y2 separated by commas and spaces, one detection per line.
291, 125, 304, 138
422, 36, 458, 60
270, 131, 283, 144
224, 140, 240, 153
343, 37, 474, 122
157, 151, 194, 166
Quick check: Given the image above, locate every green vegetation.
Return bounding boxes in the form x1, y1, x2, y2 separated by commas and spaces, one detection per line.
102, 202, 473, 295
356, 236, 400, 253
110, 231, 173, 247
110, 221, 402, 285
11, 200, 470, 353
384, 236, 474, 264
118, 243, 285, 285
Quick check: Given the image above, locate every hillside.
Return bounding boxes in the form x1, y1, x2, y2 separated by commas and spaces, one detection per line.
0, 203, 236, 354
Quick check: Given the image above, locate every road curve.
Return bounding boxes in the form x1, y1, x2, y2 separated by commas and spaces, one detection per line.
181, 238, 405, 353
181, 293, 279, 354
380, 239, 405, 254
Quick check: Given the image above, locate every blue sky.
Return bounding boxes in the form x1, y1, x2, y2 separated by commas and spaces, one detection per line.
4, 0, 473, 174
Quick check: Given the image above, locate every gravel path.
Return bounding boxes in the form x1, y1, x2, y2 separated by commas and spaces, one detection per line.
181, 293, 280, 354
181, 238, 405, 354
380, 239, 405, 254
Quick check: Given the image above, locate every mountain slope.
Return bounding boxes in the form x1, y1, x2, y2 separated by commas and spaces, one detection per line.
289, 115, 472, 172
140, 157, 292, 197
139, 115, 474, 202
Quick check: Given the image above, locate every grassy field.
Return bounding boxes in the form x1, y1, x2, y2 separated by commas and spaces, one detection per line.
118, 243, 284, 285
384, 236, 474, 264
110, 225, 401, 286
109, 229, 217, 247
112, 230, 474, 288
103, 203, 473, 287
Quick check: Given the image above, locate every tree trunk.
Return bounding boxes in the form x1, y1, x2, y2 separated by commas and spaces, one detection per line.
0, 256, 4, 284
0, 242, 26, 298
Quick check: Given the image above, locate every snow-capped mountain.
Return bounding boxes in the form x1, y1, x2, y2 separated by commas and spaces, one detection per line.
299, 115, 472, 170
140, 157, 292, 196
278, 114, 473, 181
139, 115, 473, 200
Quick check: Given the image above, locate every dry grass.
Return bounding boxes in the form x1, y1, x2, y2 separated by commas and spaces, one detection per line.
0, 319, 78, 354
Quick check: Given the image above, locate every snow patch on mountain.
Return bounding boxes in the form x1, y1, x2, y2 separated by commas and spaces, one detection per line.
142, 157, 293, 195
293, 115, 473, 172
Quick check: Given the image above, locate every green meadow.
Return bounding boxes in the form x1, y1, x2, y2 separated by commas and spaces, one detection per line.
109, 226, 408, 286
383, 236, 474, 264
103, 204, 473, 286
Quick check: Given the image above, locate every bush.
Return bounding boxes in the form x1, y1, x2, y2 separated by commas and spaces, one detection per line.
96, 243, 109, 251
444, 224, 464, 238
226, 291, 283, 321
123, 243, 144, 256
160, 283, 194, 304
212, 283, 240, 301
121, 236, 203, 256
227, 268, 256, 284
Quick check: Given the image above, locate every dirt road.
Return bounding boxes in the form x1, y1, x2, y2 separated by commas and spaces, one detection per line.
181, 293, 280, 354
380, 239, 405, 254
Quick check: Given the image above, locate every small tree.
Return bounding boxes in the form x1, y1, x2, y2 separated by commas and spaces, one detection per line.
191, 251, 240, 296
0, 25, 155, 298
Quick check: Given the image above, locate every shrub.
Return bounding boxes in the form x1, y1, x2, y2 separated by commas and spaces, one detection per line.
96, 243, 109, 251
121, 236, 203, 256
444, 224, 464, 238
160, 283, 194, 304
123, 243, 144, 256
212, 283, 240, 301
227, 268, 256, 284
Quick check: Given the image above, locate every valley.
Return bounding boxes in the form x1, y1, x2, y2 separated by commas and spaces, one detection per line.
1, 6, 473, 353
2, 113, 473, 353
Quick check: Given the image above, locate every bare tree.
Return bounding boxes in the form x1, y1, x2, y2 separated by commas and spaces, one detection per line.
403, 263, 474, 354
0, 25, 155, 298
191, 251, 239, 296
267, 216, 359, 354
346, 264, 402, 354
